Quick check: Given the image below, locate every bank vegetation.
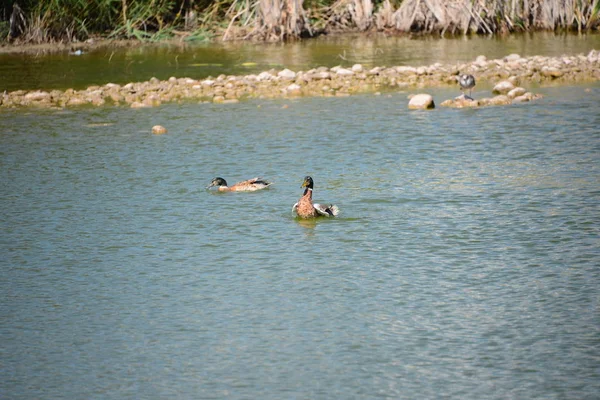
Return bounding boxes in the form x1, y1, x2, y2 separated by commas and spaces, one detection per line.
2, 0, 600, 44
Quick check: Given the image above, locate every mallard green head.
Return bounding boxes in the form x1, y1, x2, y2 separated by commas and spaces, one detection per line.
207, 177, 227, 188
302, 176, 314, 189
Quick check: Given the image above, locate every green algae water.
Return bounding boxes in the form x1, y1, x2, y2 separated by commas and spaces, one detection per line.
1, 32, 600, 92
2, 83, 600, 399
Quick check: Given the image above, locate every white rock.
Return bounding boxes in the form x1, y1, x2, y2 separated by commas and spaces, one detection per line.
504, 53, 521, 62
492, 80, 515, 94
335, 68, 354, 76
286, 83, 302, 93
312, 71, 331, 80
408, 94, 435, 110
257, 72, 273, 81
351, 64, 364, 72
507, 87, 526, 98
24, 91, 50, 101
278, 69, 296, 79
395, 66, 416, 74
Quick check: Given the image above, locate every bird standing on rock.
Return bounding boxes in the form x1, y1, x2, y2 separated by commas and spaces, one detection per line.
458, 74, 476, 99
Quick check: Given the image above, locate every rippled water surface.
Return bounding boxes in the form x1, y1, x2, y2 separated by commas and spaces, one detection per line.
1, 84, 600, 399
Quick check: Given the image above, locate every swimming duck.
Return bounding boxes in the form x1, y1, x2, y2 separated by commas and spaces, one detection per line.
292, 176, 339, 218
458, 74, 476, 98
206, 177, 272, 192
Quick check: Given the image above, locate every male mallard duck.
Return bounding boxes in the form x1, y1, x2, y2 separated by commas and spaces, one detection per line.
292, 176, 339, 218
206, 177, 272, 192
458, 73, 476, 98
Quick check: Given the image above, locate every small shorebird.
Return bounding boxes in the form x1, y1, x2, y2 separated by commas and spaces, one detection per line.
206, 177, 272, 192
458, 74, 476, 98
292, 176, 339, 218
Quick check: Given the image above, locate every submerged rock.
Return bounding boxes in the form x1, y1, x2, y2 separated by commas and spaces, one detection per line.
152, 125, 167, 135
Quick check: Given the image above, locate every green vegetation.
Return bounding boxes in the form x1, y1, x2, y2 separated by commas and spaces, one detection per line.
2, 0, 599, 44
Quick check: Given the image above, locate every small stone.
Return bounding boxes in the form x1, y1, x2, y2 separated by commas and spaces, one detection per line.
278, 69, 296, 79
257, 72, 273, 81
541, 67, 563, 78
286, 83, 302, 94
507, 87, 526, 98
492, 80, 515, 94
488, 95, 512, 105
504, 53, 521, 62
130, 101, 150, 108
408, 94, 435, 110
152, 125, 167, 135
351, 64, 364, 72
335, 68, 354, 76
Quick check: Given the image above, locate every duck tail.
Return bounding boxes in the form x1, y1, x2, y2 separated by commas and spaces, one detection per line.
327, 204, 340, 217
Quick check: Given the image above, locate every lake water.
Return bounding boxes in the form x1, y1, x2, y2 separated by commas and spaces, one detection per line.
1, 81, 599, 399
1, 32, 600, 91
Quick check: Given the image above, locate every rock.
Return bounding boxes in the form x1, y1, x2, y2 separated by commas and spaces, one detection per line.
256, 72, 273, 81
66, 97, 88, 106
24, 91, 50, 101
312, 71, 331, 80
441, 97, 479, 108
504, 53, 521, 62
492, 80, 515, 94
130, 101, 150, 108
541, 67, 563, 78
278, 69, 296, 79
512, 95, 530, 103
351, 64, 364, 72
143, 95, 161, 107
152, 125, 167, 135
286, 83, 302, 95
335, 68, 354, 76
507, 87, 526, 98
488, 95, 512, 106
408, 94, 435, 110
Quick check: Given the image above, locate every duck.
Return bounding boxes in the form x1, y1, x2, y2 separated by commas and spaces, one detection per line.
458, 73, 476, 99
292, 176, 339, 218
206, 177, 272, 192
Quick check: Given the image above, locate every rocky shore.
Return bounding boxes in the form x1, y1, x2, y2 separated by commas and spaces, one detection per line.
1, 50, 599, 110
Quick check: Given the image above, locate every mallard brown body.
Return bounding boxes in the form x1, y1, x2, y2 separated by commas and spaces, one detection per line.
207, 177, 272, 192
292, 176, 339, 218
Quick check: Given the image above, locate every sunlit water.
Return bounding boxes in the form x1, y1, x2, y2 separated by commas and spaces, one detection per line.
1, 84, 600, 399
1, 32, 600, 91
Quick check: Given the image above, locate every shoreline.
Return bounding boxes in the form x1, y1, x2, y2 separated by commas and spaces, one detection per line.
2, 49, 599, 110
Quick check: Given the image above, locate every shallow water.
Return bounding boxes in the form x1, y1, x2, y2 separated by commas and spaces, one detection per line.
1, 83, 599, 399
1, 32, 600, 92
